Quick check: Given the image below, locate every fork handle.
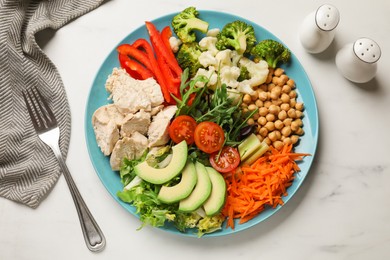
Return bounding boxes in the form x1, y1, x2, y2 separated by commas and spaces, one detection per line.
53, 148, 106, 252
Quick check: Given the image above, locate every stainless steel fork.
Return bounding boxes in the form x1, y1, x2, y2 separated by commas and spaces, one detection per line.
23, 86, 106, 252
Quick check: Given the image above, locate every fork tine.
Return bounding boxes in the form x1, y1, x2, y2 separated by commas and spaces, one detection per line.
22, 90, 41, 130
32, 86, 57, 125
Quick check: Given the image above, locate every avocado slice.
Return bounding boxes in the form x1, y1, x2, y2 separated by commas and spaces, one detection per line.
134, 141, 188, 184
157, 161, 197, 204
203, 167, 227, 216
179, 162, 212, 212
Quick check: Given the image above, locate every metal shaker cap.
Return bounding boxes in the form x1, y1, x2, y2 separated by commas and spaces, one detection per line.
353, 38, 381, 63
315, 4, 340, 31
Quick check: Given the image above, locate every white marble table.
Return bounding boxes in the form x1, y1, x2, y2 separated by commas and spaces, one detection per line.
1, 0, 390, 259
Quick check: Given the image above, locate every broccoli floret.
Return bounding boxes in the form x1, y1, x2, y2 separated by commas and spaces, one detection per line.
250, 39, 291, 69
172, 7, 209, 43
176, 42, 203, 77
237, 66, 250, 82
215, 20, 257, 55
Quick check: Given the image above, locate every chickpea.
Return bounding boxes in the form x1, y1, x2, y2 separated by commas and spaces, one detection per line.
264, 100, 272, 108
268, 83, 276, 92
272, 99, 283, 106
283, 118, 292, 126
264, 137, 272, 146
291, 121, 299, 132
278, 110, 287, 120
271, 86, 282, 96
253, 113, 260, 121
281, 126, 292, 137
257, 116, 267, 126
295, 102, 304, 111
283, 137, 292, 145
279, 74, 289, 86
282, 84, 292, 93
241, 102, 248, 109
266, 113, 275, 122
287, 108, 297, 118
280, 93, 290, 103
287, 79, 295, 88
265, 121, 275, 131
272, 76, 280, 85
274, 68, 284, 77
273, 140, 284, 150
289, 90, 297, 99
259, 127, 268, 137
296, 127, 305, 136
248, 104, 257, 111
295, 118, 303, 126
280, 103, 290, 111
258, 91, 268, 101
242, 108, 249, 114
295, 110, 303, 118
274, 120, 284, 130
291, 135, 299, 144
251, 93, 258, 101
243, 94, 252, 104
268, 131, 277, 142
268, 104, 279, 115
270, 92, 279, 100
259, 107, 268, 116
255, 99, 263, 107
289, 98, 297, 108
247, 118, 255, 125
274, 130, 281, 140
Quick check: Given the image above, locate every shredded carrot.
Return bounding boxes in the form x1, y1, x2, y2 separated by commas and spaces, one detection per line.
222, 143, 310, 229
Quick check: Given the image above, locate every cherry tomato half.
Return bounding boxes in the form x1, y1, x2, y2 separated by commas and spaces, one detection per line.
210, 146, 240, 173
194, 122, 225, 154
168, 115, 197, 145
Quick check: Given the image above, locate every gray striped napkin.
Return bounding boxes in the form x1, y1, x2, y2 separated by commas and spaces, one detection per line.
0, 0, 104, 208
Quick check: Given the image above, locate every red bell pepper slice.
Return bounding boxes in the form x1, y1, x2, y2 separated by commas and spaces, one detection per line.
117, 44, 153, 72
145, 21, 182, 79
132, 39, 173, 104
161, 26, 179, 66
118, 53, 154, 80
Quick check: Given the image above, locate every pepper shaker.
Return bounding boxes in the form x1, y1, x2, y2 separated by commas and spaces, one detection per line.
299, 4, 340, 53
335, 37, 381, 83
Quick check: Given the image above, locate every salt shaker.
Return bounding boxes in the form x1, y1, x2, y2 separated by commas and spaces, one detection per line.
335, 37, 381, 83
299, 4, 340, 53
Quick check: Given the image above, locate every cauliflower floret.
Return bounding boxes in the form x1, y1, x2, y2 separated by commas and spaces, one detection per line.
206, 28, 220, 37
237, 81, 256, 95
194, 66, 218, 88
238, 57, 269, 89
215, 49, 233, 69
219, 65, 240, 88
169, 36, 182, 53
231, 50, 242, 67
199, 51, 218, 68
199, 36, 219, 56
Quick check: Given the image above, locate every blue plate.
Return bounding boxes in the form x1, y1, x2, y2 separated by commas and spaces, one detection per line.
85, 10, 319, 237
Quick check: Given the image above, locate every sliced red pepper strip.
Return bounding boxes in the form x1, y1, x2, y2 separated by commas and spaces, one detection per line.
118, 53, 154, 80
131, 38, 173, 104
161, 26, 178, 65
145, 21, 182, 79
155, 54, 180, 98
117, 44, 153, 72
